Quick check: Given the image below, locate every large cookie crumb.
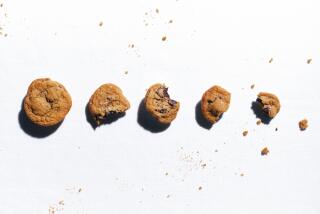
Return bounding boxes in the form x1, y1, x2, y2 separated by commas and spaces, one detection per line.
261, 147, 269, 156
242, 130, 248, 137
299, 119, 308, 130
256, 92, 281, 118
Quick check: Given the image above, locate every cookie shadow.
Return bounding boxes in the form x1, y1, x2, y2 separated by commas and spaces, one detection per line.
85, 103, 126, 130
251, 101, 271, 124
195, 101, 213, 130
137, 98, 170, 133
18, 98, 62, 138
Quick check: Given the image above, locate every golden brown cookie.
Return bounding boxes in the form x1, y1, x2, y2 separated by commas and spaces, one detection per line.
24, 78, 72, 126
88, 83, 130, 125
201, 85, 231, 124
145, 84, 180, 124
256, 92, 280, 118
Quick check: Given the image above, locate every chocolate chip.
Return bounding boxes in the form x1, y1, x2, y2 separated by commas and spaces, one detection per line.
158, 109, 168, 113
210, 110, 219, 117
156, 87, 169, 98
168, 99, 177, 106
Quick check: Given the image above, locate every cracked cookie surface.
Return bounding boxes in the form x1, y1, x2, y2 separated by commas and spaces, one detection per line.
257, 92, 280, 118
201, 85, 231, 124
24, 78, 72, 126
145, 84, 180, 124
88, 83, 130, 125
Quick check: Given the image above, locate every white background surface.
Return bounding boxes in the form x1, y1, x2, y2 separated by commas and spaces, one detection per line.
1, 0, 320, 213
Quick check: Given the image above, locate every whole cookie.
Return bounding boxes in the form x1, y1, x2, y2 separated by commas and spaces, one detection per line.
24, 78, 72, 126
256, 92, 280, 118
201, 85, 231, 123
88, 83, 130, 125
145, 84, 180, 124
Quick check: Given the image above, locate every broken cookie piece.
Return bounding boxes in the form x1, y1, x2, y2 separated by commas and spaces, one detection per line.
88, 83, 130, 125
299, 119, 308, 131
23, 78, 72, 126
201, 85, 231, 124
256, 92, 280, 118
261, 147, 269, 156
145, 83, 180, 124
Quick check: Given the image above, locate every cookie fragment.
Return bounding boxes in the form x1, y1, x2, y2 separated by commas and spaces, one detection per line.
256, 119, 262, 125
299, 119, 308, 130
261, 147, 269, 156
201, 85, 231, 124
242, 130, 248, 137
256, 92, 280, 118
88, 83, 130, 125
145, 83, 180, 124
23, 78, 72, 126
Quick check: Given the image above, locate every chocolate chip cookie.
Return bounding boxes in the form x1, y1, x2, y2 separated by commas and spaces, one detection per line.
256, 92, 280, 118
145, 84, 180, 124
23, 78, 72, 126
88, 83, 130, 125
201, 85, 231, 123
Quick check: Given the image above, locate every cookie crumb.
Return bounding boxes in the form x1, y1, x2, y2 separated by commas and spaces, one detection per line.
198, 186, 202, 191
256, 119, 262, 125
0, 3, 3, 7
124, 70, 128, 75
240, 173, 244, 177
161, 36, 167, 41
58, 200, 64, 205
78, 188, 82, 193
250, 84, 255, 89
128, 44, 134, 48
165, 172, 168, 176
166, 194, 170, 198
214, 149, 218, 152
242, 130, 248, 137
269, 58, 273, 63
299, 119, 308, 130
275, 127, 278, 131
261, 147, 269, 156
307, 59, 312, 64
99, 21, 103, 27
156, 8, 159, 13
201, 163, 206, 168
168, 20, 173, 24
49, 206, 56, 214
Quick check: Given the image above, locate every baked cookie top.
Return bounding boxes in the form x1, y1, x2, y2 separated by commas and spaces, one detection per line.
88, 83, 130, 125
257, 92, 280, 118
145, 83, 180, 124
24, 78, 72, 126
201, 85, 231, 123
